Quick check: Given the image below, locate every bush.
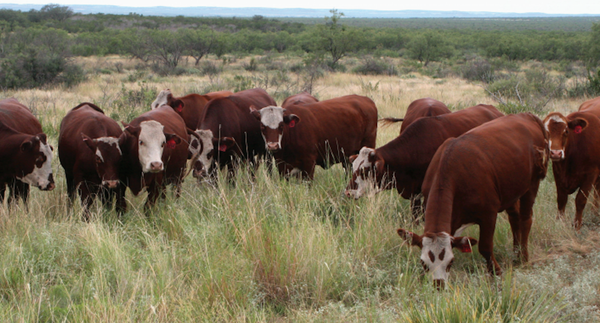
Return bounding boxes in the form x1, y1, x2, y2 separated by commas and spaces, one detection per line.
460, 58, 495, 83
353, 57, 397, 76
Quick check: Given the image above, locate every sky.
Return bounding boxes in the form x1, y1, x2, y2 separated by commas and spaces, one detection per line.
10, 0, 600, 15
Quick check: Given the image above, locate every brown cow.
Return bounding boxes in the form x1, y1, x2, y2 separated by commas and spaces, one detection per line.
345, 104, 503, 218
379, 98, 451, 134
543, 105, 600, 229
281, 92, 319, 108
58, 103, 125, 217
0, 98, 54, 204
192, 88, 277, 180
119, 105, 188, 209
150, 89, 233, 130
397, 113, 549, 288
250, 95, 377, 179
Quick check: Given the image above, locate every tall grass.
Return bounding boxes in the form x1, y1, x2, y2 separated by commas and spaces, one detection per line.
0, 55, 596, 322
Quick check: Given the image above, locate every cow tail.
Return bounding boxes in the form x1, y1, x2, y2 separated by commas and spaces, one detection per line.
378, 117, 404, 127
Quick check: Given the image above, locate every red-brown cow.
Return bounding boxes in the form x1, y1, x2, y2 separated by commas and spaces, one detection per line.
250, 95, 377, 179
150, 89, 233, 130
0, 98, 54, 204
192, 88, 277, 180
119, 105, 188, 209
281, 92, 319, 108
345, 104, 503, 217
58, 103, 125, 217
397, 113, 549, 288
543, 104, 600, 229
379, 98, 451, 134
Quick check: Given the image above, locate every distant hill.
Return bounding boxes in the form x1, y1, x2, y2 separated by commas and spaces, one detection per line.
1, 3, 598, 18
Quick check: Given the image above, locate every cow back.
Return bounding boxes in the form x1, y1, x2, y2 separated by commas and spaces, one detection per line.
0, 98, 43, 135
578, 96, 600, 118
400, 98, 451, 133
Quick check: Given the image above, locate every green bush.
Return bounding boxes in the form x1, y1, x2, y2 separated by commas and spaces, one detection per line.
352, 58, 397, 76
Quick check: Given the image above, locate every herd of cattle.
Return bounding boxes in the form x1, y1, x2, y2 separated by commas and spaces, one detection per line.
2, 88, 600, 287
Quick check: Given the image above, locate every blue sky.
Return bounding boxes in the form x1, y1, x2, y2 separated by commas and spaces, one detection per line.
12, 0, 600, 15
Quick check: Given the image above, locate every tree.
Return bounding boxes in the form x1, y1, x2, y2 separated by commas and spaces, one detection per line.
180, 27, 217, 66
405, 31, 453, 66
311, 9, 360, 69
587, 23, 600, 68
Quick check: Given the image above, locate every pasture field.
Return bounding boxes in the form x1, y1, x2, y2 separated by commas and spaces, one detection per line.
1, 55, 599, 322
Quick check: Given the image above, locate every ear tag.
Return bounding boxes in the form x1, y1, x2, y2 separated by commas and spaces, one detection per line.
167, 139, 177, 149
574, 125, 582, 134
176, 104, 183, 113
289, 120, 296, 128
460, 244, 472, 253
219, 144, 228, 152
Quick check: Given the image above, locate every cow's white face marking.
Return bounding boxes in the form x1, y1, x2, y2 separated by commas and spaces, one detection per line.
138, 120, 166, 173
257, 106, 284, 150
454, 223, 474, 237
151, 89, 171, 110
346, 147, 376, 199
193, 129, 215, 175
421, 233, 454, 282
95, 137, 121, 163
17, 140, 54, 190
96, 149, 104, 162
544, 114, 566, 132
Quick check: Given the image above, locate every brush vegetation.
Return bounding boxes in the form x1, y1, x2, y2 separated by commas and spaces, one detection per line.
0, 55, 600, 322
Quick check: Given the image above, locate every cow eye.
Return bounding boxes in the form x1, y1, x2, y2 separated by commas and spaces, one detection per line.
260, 124, 266, 130
420, 259, 429, 272
446, 259, 454, 272
95, 156, 103, 163
161, 141, 165, 147
50, 145, 54, 151
139, 140, 144, 146
207, 150, 214, 159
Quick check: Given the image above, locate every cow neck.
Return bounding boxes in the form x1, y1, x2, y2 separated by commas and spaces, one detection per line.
0, 130, 31, 173
422, 141, 457, 235
376, 134, 414, 186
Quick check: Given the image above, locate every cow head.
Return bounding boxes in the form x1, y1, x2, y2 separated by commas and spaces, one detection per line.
82, 134, 122, 188
344, 147, 386, 199
543, 112, 588, 161
397, 229, 477, 289
123, 120, 182, 173
250, 106, 300, 151
190, 129, 236, 179
151, 89, 184, 113
16, 133, 55, 191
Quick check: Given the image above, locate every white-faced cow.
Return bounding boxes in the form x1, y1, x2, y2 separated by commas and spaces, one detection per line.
543, 98, 600, 229
0, 98, 54, 204
192, 88, 276, 181
379, 98, 451, 134
150, 89, 233, 130
119, 105, 188, 210
345, 104, 503, 218
397, 113, 549, 288
58, 103, 125, 218
251, 94, 378, 180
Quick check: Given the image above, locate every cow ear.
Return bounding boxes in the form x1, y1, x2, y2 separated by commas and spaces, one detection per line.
124, 124, 140, 137
568, 118, 588, 134
165, 133, 182, 149
397, 228, 423, 248
171, 99, 184, 113
451, 236, 478, 253
81, 133, 98, 151
37, 133, 47, 144
249, 105, 261, 120
218, 137, 236, 152
374, 159, 385, 171
349, 154, 358, 163
20, 136, 39, 152
284, 114, 300, 128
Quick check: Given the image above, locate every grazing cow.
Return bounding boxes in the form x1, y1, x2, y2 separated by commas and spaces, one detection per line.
379, 98, 451, 134
119, 105, 188, 209
281, 92, 319, 108
543, 104, 600, 229
251, 95, 377, 179
345, 104, 503, 217
397, 113, 549, 288
58, 103, 125, 217
0, 98, 54, 204
150, 89, 233, 130
192, 88, 277, 180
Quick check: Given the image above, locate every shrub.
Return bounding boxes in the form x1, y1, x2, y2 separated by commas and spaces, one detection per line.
460, 58, 495, 83
353, 57, 397, 76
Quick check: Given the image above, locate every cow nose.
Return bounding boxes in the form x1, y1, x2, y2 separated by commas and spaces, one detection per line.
433, 279, 445, 290
103, 180, 119, 188
43, 182, 55, 191
267, 142, 279, 151
150, 161, 163, 172
550, 150, 564, 160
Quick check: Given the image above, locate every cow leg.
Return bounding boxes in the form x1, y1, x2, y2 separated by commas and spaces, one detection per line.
0, 182, 5, 204
9, 179, 29, 205
478, 213, 502, 276
513, 184, 539, 263
592, 176, 600, 215
65, 172, 76, 207
78, 182, 94, 222
145, 182, 163, 211
574, 178, 596, 230
115, 184, 127, 215
556, 187, 569, 220
505, 202, 521, 260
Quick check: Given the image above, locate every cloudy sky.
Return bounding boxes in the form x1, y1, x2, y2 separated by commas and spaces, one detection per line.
13, 0, 600, 15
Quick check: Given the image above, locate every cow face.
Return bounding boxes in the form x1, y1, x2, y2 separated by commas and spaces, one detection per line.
82, 134, 122, 188
250, 106, 300, 151
125, 120, 181, 173
151, 89, 184, 113
543, 112, 588, 161
397, 229, 477, 289
16, 134, 55, 191
190, 129, 236, 179
344, 147, 385, 199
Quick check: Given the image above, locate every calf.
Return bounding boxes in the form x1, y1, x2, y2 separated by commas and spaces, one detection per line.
397, 113, 549, 288
58, 103, 125, 217
251, 94, 377, 179
281, 92, 319, 108
345, 104, 503, 217
150, 89, 233, 130
119, 105, 188, 209
192, 88, 277, 181
379, 98, 451, 134
544, 105, 600, 229
0, 98, 54, 204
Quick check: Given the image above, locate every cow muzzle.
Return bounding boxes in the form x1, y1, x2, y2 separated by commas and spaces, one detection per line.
149, 161, 164, 173
40, 174, 55, 191
433, 279, 445, 290
103, 180, 119, 189
266, 142, 280, 151
344, 189, 360, 199
550, 149, 564, 161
